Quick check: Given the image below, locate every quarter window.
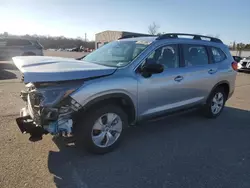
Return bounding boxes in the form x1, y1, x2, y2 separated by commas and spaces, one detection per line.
211, 47, 226, 63
183, 45, 209, 67
145, 44, 179, 68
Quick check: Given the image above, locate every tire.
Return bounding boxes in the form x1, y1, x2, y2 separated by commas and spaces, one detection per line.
202, 87, 226, 118
75, 104, 128, 154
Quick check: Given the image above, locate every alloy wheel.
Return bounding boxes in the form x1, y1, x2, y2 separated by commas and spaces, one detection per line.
211, 92, 224, 115
91, 113, 122, 148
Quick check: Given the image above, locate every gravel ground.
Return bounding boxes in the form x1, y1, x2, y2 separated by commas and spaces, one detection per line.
0, 52, 250, 188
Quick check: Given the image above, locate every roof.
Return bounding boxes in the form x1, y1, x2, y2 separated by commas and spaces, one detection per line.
118, 33, 225, 47
119, 36, 157, 42
96, 30, 152, 36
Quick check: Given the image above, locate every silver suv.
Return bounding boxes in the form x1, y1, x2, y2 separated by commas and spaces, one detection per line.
0, 37, 43, 60
14, 33, 237, 154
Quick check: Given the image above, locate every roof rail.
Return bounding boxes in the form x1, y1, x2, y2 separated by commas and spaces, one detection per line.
156, 33, 223, 43
118, 34, 156, 40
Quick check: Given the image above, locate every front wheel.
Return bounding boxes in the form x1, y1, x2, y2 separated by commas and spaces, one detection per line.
75, 104, 128, 154
202, 87, 226, 118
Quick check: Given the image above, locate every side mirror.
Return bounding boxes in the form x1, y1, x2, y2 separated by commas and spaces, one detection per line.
142, 63, 164, 74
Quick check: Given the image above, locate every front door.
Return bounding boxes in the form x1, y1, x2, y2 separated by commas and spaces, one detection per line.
137, 44, 189, 119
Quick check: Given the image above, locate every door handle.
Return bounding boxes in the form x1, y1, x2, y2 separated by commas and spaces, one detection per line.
208, 69, 217, 74
174, 76, 183, 82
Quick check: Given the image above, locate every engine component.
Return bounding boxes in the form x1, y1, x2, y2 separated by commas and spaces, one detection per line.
46, 119, 73, 135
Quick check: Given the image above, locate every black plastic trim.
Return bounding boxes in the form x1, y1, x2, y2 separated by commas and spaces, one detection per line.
83, 93, 136, 122
178, 44, 185, 67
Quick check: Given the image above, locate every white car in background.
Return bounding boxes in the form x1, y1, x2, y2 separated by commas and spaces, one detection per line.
238, 56, 250, 72
0, 37, 43, 60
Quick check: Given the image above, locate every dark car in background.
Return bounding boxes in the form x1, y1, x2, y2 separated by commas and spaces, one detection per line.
0, 37, 43, 60
233, 55, 242, 63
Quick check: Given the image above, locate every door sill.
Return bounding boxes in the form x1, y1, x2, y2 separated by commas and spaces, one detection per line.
137, 104, 203, 124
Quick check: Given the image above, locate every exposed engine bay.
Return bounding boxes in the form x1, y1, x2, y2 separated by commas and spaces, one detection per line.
17, 80, 83, 141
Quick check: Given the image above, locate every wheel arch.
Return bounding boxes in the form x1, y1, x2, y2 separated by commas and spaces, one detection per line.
209, 80, 230, 100
78, 93, 137, 124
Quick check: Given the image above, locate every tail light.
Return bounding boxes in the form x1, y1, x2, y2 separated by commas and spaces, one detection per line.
231, 61, 238, 71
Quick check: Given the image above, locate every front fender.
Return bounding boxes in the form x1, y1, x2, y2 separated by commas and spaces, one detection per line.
70, 75, 138, 114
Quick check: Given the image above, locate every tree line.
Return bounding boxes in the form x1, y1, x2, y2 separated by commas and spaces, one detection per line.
229, 42, 250, 51
0, 32, 95, 50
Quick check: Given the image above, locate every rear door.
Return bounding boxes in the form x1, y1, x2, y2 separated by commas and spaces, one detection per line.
177, 43, 219, 103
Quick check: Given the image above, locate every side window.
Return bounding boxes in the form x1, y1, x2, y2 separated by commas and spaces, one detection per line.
211, 47, 226, 63
132, 44, 146, 59
183, 45, 209, 67
146, 44, 179, 68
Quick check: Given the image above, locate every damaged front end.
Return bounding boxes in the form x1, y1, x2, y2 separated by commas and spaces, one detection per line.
16, 80, 83, 141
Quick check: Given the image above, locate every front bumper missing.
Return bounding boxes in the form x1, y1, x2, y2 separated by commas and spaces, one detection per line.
16, 89, 81, 142
16, 108, 48, 142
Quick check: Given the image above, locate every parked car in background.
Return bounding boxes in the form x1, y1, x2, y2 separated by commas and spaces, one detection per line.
232, 55, 242, 63
13, 33, 237, 154
237, 56, 250, 72
0, 37, 43, 60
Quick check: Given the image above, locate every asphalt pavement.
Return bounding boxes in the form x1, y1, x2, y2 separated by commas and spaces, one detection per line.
0, 58, 250, 188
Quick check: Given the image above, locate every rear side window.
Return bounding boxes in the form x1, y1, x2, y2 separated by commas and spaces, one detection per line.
211, 47, 226, 63
6, 39, 31, 46
182, 44, 209, 67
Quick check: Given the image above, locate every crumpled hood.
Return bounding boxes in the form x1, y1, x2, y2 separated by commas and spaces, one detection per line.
12, 56, 117, 83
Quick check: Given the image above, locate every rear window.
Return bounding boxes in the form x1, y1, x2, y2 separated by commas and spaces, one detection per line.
6, 39, 31, 46
211, 47, 226, 63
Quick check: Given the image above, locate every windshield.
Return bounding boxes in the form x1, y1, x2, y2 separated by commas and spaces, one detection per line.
82, 40, 151, 67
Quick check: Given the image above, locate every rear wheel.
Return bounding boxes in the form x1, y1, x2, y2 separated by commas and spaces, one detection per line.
75, 104, 128, 154
203, 87, 226, 118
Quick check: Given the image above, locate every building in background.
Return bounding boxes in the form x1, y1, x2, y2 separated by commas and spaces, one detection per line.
95, 30, 152, 49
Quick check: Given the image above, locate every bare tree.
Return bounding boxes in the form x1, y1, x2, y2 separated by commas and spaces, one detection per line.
148, 22, 160, 35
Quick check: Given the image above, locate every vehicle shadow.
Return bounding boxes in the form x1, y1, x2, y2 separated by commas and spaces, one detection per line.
48, 106, 250, 188
0, 62, 18, 70
0, 61, 18, 80
0, 69, 17, 80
